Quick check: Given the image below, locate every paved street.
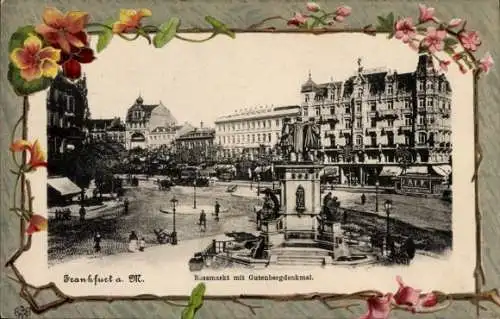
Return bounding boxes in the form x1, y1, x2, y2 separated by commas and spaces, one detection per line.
49, 180, 451, 265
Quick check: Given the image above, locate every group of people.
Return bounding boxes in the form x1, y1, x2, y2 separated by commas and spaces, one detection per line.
321, 192, 341, 221
54, 208, 72, 221
128, 231, 146, 252
198, 200, 222, 232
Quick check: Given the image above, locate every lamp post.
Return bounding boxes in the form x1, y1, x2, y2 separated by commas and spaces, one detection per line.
375, 180, 380, 212
193, 177, 197, 209
170, 196, 178, 245
257, 174, 261, 197
384, 199, 393, 256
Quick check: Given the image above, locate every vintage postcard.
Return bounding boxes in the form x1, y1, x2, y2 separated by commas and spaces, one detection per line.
3, 3, 498, 318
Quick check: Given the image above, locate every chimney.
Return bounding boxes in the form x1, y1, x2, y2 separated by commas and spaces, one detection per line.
200, 121, 204, 128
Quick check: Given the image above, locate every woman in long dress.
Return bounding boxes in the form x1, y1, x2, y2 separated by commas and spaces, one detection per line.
128, 231, 139, 252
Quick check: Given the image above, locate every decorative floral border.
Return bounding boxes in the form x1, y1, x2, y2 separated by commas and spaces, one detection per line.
4, 3, 499, 319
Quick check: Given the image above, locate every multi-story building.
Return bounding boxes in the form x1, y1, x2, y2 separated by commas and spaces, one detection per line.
88, 117, 126, 144
301, 55, 452, 186
174, 123, 216, 164
125, 95, 178, 149
214, 105, 300, 160
46, 73, 90, 173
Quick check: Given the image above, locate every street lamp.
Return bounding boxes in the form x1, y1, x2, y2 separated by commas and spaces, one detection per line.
170, 196, 178, 245
375, 180, 380, 212
257, 174, 261, 196
384, 199, 393, 256
193, 177, 197, 209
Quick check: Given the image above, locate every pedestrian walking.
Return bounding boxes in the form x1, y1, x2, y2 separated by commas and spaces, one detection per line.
139, 237, 146, 252
124, 198, 129, 214
361, 193, 366, 205
79, 206, 86, 221
199, 210, 207, 232
128, 231, 139, 252
214, 200, 220, 222
93, 232, 102, 253
256, 208, 262, 231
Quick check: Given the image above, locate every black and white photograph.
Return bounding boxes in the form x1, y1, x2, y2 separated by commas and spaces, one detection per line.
18, 32, 475, 296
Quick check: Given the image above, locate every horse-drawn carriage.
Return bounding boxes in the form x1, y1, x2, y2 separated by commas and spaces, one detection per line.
157, 178, 174, 191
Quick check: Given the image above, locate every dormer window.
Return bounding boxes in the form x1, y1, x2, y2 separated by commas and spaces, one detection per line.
387, 85, 393, 95
305, 94, 310, 102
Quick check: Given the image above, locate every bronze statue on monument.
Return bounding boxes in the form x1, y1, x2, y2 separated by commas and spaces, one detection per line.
279, 117, 321, 162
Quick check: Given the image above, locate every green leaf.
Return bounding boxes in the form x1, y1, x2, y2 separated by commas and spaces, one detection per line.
386, 12, 395, 27
189, 282, 206, 309
7, 63, 52, 96
181, 306, 195, 319
443, 37, 458, 48
153, 17, 180, 48
9, 25, 36, 52
444, 46, 455, 55
96, 19, 114, 53
205, 16, 235, 39
376, 13, 395, 33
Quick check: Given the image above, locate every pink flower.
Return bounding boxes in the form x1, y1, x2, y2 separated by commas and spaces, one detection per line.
394, 17, 416, 43
359, 293, 393, 319
287, 12, 308, 26
439, 60, 451, 72
448, 18, 462, 28
419, 293, 438, 307
393, 276, 422, 310
418, 4, 437, 23
408, 39, 420, 51
306, 2, 320, 12
422, 27, 446, 53
478, 52, 494, 74
334, 5, 351, 22
459, 31, 481, 52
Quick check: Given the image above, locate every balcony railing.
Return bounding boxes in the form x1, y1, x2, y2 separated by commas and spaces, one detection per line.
367, 110, 379, 117
417, 107, 426, 113
365, 127, 378, 134
400, 125, 412, 131
379, 109, 398, 117
343, 113, 352, 119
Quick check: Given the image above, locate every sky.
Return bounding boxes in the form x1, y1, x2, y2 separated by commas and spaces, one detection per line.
65, 33, 467, 127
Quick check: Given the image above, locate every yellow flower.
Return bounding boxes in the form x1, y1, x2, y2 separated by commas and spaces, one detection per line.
10, 139, 47, 170
10, 35, 60, 82
112, 8, 152, 33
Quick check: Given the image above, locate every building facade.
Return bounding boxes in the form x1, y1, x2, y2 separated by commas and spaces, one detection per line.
174, 124, 216, 164
46, 73, 90, 173
88, 117, 126, 144
301, 55, 452, 186
125, 96, 178, 149
214, 105, 300, 160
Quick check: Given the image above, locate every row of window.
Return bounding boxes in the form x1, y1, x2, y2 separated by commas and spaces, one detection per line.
217, 118, 281, 132
218, 132, 278, 145
332, 131, 451, 147
304, 80, 449, 103
149, 134, 173, 141
336, 114, 449, 130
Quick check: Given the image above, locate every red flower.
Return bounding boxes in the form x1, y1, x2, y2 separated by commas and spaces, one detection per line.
10, 140, 47, 171
418, 4, 437, 23
393, 276, 422, 310
459, 31, 481, 52
35, 7, 89, 53
394, 17, 416, 44
478, 52, 494, 74
60, 46, 96, 79
422, 27, 446, 53
334, 5, 351, 22
287, 12, 308, 26
26, 214, 48, 235
306, 2, 321, 13
359, 293, 393, 319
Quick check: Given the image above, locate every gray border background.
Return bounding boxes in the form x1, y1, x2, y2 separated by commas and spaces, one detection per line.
1, 0, 499, 318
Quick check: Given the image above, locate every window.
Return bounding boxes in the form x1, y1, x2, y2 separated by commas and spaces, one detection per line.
345, 107, 351, 113
370, 119, 377, 128
356, 119, 362, 128
262, 121, 265, 128
357, 87, 363, 97
345, 120, 352, 129
316, 107, 320, 116
418, 132, 427, 144
355, 135, 363, 145
370, 102, 376, 111
387, 119, 394, 127
275, 119, 279, 126
404, 134, 411, 145
252, 134, 255, 143
388, 101, 393, 110
427, 98, 433, 107
387, 132, 394, 145
268, 120, 271, 128
404, 116, 412, 125
371, 135, 377, 146
305, 94, 310, 102
268, 133, 272, 142
419, 116, 425, 125
258, 121, 261, 128
232, 124, 235, 131
257, 134, 261, 142
419, 99, 425, 107
232, 136, 235, 144
404, 100, 410, 108
356, 103, 361, 112
418, 81, 424, 90
247, 134, 250, 143
387, 85, 393, 95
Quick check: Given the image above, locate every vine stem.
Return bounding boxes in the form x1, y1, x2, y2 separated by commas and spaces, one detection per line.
86, 23, 140, 41
174, 33, 217, 43
10, 115, 24, 167
20, 96, 29, 244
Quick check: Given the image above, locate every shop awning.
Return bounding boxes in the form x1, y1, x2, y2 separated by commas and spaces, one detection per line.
405, 166, 428, 174
379, 166, 402, 177
323, 166, 340, 176
432, 165, 452, 176
48, 177, 81, 196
